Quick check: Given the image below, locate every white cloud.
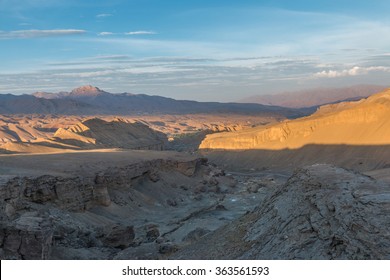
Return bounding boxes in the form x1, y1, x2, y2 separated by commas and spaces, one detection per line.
0, 29, 86, 39
96, 13, 112, 18
125, 31, 156, 35
314, 66, 390, 78
53, 70, 116, 78
51, 65, 193, 78
98, 32, 114, 36
97, 31, 157, 37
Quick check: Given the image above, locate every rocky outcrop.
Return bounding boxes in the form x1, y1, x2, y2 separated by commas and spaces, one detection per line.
0, 212, 53, 260
173, 164, 390, 259
1, 157, 205, 213
0, 155, 214, 259
2, 149, 328, 260
3, 175, 100, 212
100, 224, 135, 249
241, 165, 390, 259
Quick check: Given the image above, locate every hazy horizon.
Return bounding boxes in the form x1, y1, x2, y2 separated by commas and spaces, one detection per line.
1, 0, 390, 101
1, 84, 388, 104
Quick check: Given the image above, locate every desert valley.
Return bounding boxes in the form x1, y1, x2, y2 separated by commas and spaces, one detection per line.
0, 85, 389, 260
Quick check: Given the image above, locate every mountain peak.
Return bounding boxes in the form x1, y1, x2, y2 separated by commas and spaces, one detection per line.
69, 85, 108, 97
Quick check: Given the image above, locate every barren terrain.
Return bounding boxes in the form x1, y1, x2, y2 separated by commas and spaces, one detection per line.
1, 86, 390, 260
0, 114, 281, 154
200, 88, 390, 172
0, 150, 279, 259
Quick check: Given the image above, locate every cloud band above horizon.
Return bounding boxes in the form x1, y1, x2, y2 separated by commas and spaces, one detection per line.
0, 29, 86, 39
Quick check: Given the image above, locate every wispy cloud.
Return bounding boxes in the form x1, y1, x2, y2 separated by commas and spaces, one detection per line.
125, 31, 156, 35
97, 31, 157, 36
96, 13, 112, 18
314, 66, 390, 78
93, 55, 131, 60
1, 53, 389, 101
98, 32, 114, 36
0, 29, 86, 39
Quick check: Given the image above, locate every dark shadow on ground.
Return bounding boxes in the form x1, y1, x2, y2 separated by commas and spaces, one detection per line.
200, 144, 390, 173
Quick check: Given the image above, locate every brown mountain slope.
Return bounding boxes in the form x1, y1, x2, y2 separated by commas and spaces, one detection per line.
0, 122, 49, 143
200, 88, 390, 150
0, 118, 168, 154
53, 118, 168, 150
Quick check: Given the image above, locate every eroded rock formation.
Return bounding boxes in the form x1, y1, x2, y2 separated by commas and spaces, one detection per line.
200, 88, 390, 150
0, 152, 236, 259
173, 164, 390, 259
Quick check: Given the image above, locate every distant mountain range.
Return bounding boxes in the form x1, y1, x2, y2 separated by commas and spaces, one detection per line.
238, 85, 387, 108
0, 85, 302, 118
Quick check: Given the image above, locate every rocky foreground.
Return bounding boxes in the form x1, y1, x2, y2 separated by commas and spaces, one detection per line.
0, 150, 269, 259
0, 150, 389, 259
173, 164, 390, 259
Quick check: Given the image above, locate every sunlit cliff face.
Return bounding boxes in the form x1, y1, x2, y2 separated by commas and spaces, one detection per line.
200, 89, 390, 150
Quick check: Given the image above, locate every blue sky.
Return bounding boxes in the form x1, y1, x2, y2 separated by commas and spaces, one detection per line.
1, 0, 390, 101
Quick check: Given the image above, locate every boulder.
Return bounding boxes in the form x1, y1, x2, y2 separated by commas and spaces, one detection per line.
159, 242, 179, 254
145, 224, 160, 242
1, 212, 53, 259
101, 224, 135, 249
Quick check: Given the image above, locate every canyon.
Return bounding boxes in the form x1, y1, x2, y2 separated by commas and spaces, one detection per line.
0, 86, 389, 259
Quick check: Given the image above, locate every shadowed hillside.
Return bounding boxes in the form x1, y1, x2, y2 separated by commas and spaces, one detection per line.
0, 118, 167, 153
53, 118, 167, 150
201, 144, 390, 172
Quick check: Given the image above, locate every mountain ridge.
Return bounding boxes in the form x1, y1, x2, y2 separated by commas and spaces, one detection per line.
0, 85, 303, 117
238, 85, 387, 108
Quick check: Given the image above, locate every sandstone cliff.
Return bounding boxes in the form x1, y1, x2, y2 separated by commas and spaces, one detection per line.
200, 88, 390, 150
